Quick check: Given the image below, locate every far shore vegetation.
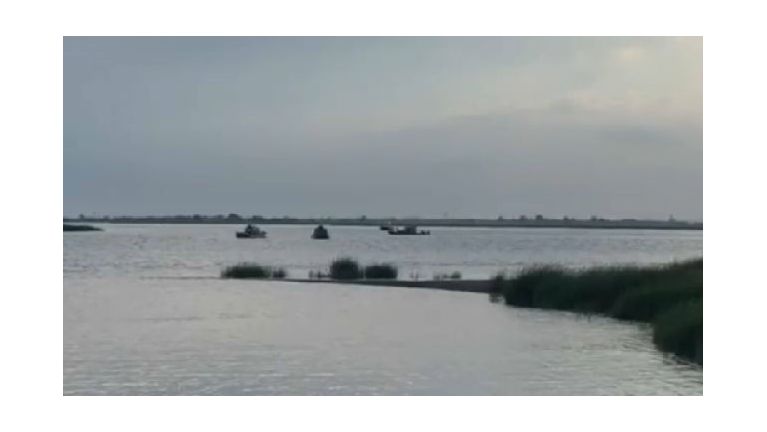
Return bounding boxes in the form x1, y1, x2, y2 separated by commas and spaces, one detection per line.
65, 214, 702, 231
494, 258, 703, 364
64, 224, 101, 232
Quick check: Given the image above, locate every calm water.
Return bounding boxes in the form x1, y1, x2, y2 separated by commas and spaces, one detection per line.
64, 224, 703, 395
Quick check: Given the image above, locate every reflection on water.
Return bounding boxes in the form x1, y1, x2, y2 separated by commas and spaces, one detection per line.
64, 224, 702, 395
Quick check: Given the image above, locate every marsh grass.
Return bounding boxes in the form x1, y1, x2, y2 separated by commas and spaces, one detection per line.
330, 257, 363, 280
499, 259, 703, 363
363, 263, 398, 279
653, 299, 703, 364
221, 263, 288, 279
308, 270, 329, 279
271, 267, 288, 279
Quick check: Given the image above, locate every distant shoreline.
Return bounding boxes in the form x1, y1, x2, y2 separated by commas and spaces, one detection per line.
64, 217, 702, 231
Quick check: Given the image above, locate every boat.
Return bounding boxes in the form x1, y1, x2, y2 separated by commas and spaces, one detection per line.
236, 231, 266, 238
379, 224, 393, 231
236, 224, 267, 238
387, 225, 430, 235
311, 224, 330, 239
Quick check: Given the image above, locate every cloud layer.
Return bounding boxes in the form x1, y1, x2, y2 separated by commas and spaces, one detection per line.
64, 37, 702, 219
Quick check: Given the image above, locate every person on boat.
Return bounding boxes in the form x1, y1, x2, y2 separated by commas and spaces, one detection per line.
244, 224, 254, 235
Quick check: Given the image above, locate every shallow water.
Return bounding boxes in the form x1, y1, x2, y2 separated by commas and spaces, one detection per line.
64, 224, 702, 395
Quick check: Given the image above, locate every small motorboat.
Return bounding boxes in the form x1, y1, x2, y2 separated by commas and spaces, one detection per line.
311, 224, 330, 239
236, 224, 267, 238
387, 225, 430, 235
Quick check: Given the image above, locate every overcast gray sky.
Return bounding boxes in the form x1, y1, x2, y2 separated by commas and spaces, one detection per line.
64, 37, 701, 220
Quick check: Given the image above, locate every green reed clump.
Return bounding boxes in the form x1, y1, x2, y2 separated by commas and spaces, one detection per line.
364, 263, 398, 279
490, 272, 506, 294
499, 258, 703, 364
501, 265, 568, 308
221, 263, 287, 279
653, 299, 703, 364
610, 268, 702, 321
330, 257, 363, 280
309, 270, 329, 279
271, 267, 288, 279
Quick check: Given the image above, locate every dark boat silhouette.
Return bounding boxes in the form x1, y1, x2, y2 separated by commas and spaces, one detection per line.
236, 224, 267, 238
387, 225, 430, 235
312, 224, 330, 239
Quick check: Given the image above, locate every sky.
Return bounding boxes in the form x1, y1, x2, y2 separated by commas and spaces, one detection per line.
64, 37, 702, 220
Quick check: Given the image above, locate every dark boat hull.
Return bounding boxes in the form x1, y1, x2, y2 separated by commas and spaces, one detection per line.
236, 232, 266, 238
311, 225, 330, 239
